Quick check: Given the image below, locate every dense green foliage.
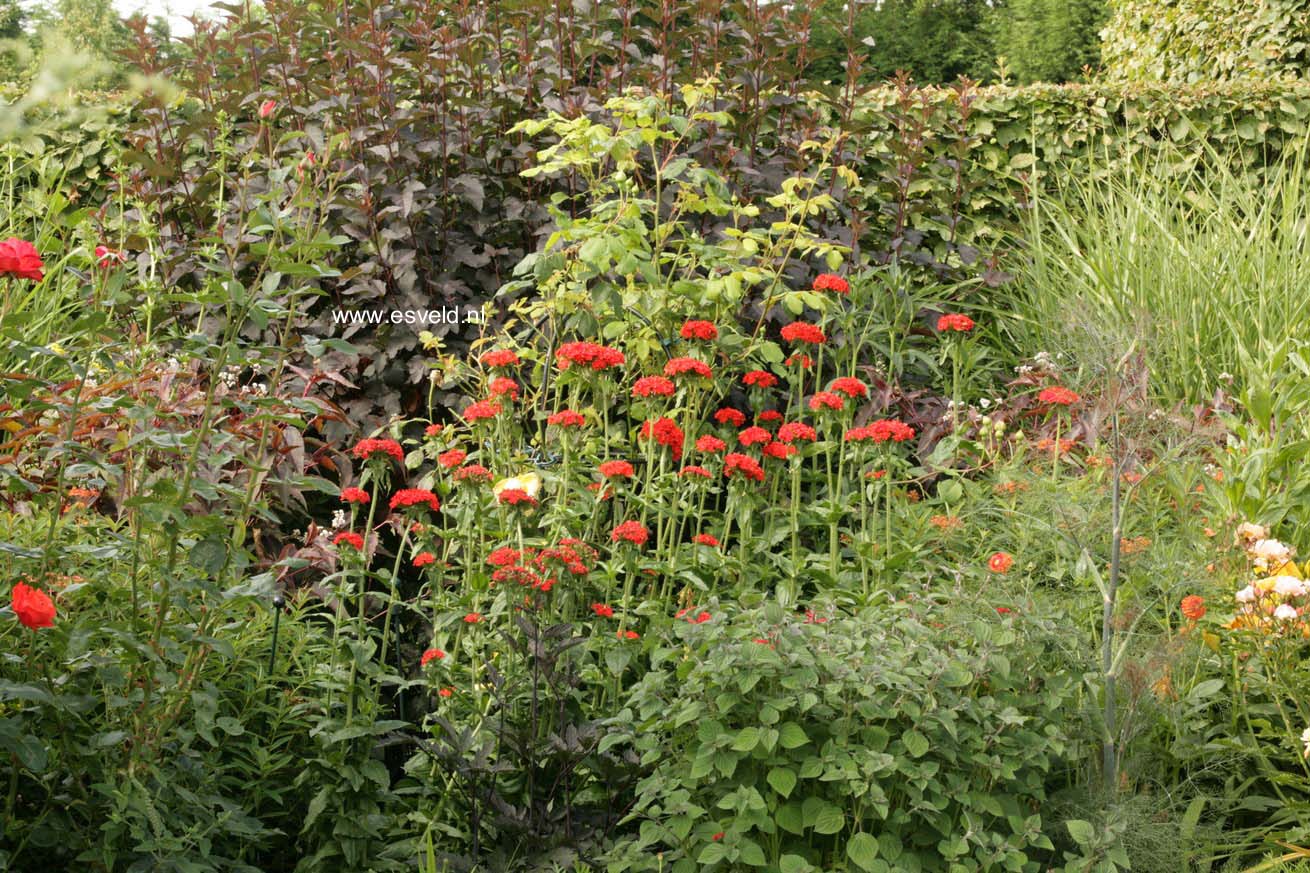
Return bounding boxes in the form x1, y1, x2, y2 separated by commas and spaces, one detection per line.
991, 0, 1107, 83
1101, 0, 1310, 82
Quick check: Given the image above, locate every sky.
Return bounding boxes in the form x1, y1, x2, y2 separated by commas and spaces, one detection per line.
111, 0, 218, 33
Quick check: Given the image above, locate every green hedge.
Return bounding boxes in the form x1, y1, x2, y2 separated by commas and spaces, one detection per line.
8, 77, 1310, 401
1100, 0, 1310, 83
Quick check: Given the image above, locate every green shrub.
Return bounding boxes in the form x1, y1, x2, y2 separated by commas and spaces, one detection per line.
603, 604, 1078, 873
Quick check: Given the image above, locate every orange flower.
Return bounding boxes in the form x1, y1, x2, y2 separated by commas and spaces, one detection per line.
988, 552, 1014, 574
1180, 595, 1206, 621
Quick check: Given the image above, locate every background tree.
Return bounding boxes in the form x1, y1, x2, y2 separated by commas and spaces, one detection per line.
991, 0, 1106, 82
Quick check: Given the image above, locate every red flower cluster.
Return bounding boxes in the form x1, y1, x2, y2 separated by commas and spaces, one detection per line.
845, 419, 915, 443
633, 376, 676, 398
10, 582, 55, 629
425, 424, 444, 437
481, 349, 521, 367
95, 245, 126, 267
639, 417, 685, 460
723, 452, 765, 482
591, 602, 614, 618
680, 465, 712, 479
488, 547, 524, 567
776, 422, 816, 443
599, 460, 635, 479
612, 520, 649, 546
464, 612, 482, 624
453, 464, 492, 483
352, 438, 404, 464
556, 341, 625, 371
812, 273, 849, 294
547, 409, 586, 428
763, 442, 796, 460
829, 377, 867, 398
738, 426, 771, 447
988, 552, 1014, 573
714, 407, 746, 427
808, 392, 844, 412
680, 320, 718, 341
1038, 386, 1081, 406
390, 488, 441, 512
0, 238, 44, 281
340, 486, 370, 504
757, 410, 783, 423
780, 322, 826, 345
334, 531, 365, 550
936, 313, 975, 333
695, 435, 726, 453
742, 370, 779, 389
498, 488, 538, 507
413, 552, 436, 567
676, 607, 713, 624
664, 357, 712, 379
785, 353, 813, 369
421, 648, 445, 666
693, 533, 720, 547
489, 377, 520, 400
464, 400, 503, 422
438, 449, 466, 469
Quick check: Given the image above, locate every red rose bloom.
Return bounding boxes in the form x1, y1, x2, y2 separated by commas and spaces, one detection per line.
780, 322, 826, 345
812, 273, 849, 294
633, 375, 676, 398
333, 531, 365, 550
488, 377, 520, 400
738, 426, 771, 447
421, 648, 445, 666
10, 582, 55, 629
680, 320, 719, 341
599, 460, 635, 479
808, 391, 844, 412
988, 552, 1014, 573
438, 449, 467, 469
464, 400, 503, 422
829, 377, 868, 398
776, 422, 816, 443
413, 551, 436, 567
481, 349, 521, 367
695, 435, 727, 453
591, 602, 614, 618
664, 357, 713, 379
693, 533, 719, 547
351, 438, 404, 464
680, 465, 712, 478
714, 407, 747, 427
1038, 386, 1081, 406
390, 489, 441, 512
340, 487, 370, 504
936, 313, 975, 333
547, 409, 586, 427
742, 370, 779, 389
453, 464, 492, 483
723, 452, 765, 482
611, 520, 649, 546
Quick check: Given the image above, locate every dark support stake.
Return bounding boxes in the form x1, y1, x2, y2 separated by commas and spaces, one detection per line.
266, 592, 284, 704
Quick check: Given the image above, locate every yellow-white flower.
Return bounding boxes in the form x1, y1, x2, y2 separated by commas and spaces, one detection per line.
492, 472, 542, 499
